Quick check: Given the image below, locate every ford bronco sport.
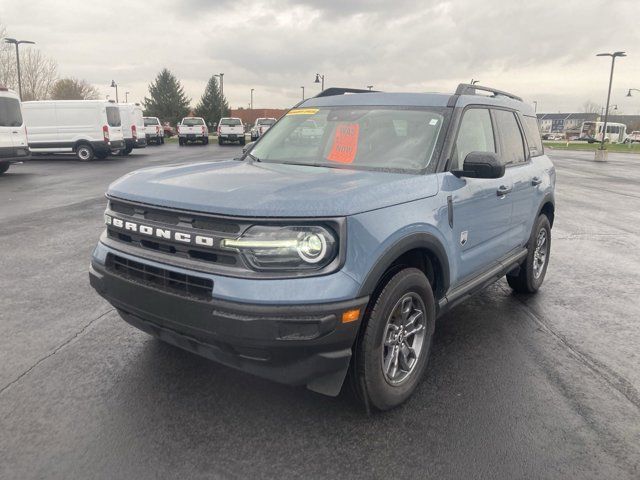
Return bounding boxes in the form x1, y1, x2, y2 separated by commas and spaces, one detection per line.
90, 84, 555, 411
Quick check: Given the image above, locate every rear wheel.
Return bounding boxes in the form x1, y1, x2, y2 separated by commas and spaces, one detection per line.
507, 214, 551, 293
76, 144, 94, 162
240, 137, 246, 146
203, 137, 209, 145
178, 138, 185, 146
160, 136, 165, 145
352, 268, 435, 411
218, 138, 224, 146
0, 162, 10, 174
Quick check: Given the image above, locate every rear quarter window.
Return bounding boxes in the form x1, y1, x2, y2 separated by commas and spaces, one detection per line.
0, 98, 23, 127
523, 115, 544, 157
106, 106, 121, 127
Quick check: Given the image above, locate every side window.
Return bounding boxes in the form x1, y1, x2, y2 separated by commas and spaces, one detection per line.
522, 115, 543, 157
494, 109, 526, 165
452, 108, 495, 169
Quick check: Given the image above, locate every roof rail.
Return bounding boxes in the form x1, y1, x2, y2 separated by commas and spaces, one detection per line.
455, 83, 523, 102
314, 87, 378, 98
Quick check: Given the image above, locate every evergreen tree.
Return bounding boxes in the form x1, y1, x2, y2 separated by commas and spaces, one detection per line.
194, 75, 230, 128
143, 68, 190, 126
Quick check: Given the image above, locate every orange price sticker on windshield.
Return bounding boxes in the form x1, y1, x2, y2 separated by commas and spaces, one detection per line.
327, 123, 359, 164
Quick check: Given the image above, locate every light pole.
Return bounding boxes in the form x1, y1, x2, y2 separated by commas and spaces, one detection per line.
214, 73, 224, 98
600, 104, 617, 117
314, 73, 325, 91
533, 100, 538, 112
3, 37, 35, 100
471, 78, 480, 85
626, 88, 640, 97
250, 88, 254, 109
301, 86, 305, 100
110, 80, 119, 103
125, 91, 130, 103
596, 51, 626, 154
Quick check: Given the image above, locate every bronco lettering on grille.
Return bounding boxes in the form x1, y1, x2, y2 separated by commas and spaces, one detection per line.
105, 214, 217, 247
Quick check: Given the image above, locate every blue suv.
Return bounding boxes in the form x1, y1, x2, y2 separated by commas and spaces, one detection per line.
89, 84, 555, 411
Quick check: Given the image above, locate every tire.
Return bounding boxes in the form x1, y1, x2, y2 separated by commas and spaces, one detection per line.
0, 162, 10, 175
507, 214, 551, 294
203, 137, 209, 145
76, 143, 94, 162
352, 268, 436, 411
240, 138, 246, 146
218, 138, 223, 146
95, 152, 109, 160
179, 138, 184, 146
160, 136, 165, 145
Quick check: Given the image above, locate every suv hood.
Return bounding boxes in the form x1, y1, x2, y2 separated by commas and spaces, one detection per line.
107, 160, 439, 217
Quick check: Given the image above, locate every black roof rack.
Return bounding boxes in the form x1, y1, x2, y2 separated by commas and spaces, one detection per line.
314, 87, 379, 98
455, 83, 523, 102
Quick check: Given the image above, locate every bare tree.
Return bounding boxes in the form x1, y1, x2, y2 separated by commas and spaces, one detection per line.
582, 100, 601, 114
51, 77, 99, 100
0, 23, 17, 89
20, 49, 58, 101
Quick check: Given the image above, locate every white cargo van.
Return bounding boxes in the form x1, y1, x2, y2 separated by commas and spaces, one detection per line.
0, 86, 29, 175
119, 103, 146, 155
143, 116, 164, 145
177, 117, 209, 145
22, 100, 124, 161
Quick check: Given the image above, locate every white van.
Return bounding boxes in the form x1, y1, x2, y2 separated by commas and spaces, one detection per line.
143, 116, 164, 145
0, 86, 29, 175
119, 103, 146, 155
22, 100, 124, 161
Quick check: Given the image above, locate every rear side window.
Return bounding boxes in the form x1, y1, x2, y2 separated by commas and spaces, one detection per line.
0, 98, 23, 127
493, 109, 526, 165
452, 108, 495, 170
106, 106, 121, 127
522, 115, 543, 156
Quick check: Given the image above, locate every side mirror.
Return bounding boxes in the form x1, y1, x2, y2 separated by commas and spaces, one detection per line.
453, 152, 505, 179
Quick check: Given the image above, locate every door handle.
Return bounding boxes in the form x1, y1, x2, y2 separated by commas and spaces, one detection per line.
496, 185, 512, 196
531, 176, 542, 186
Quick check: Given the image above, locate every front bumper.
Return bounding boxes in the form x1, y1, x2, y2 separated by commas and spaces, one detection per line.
89, 256, 367, 396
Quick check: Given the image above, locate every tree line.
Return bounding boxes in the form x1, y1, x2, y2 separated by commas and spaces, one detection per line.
143, 68, 230, 127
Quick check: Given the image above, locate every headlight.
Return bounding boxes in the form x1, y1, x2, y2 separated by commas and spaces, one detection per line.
221, 225, 338, 271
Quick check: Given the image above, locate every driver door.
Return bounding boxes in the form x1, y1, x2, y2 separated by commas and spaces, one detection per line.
445, 107, 514, 284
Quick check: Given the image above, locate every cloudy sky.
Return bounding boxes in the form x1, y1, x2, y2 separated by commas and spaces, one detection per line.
1, 0, 639, 113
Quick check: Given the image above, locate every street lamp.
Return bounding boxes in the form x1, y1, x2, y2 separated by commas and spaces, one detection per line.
250, 88, 254, 109
2, 37, 35, 100
314, 73, 325, 91
596, 51, 626, 154
214, 73, 224, 98
301, 86, 305, 100
125, 91, 130, 103
471, 78, 480, 85
626, 88, 640, 97
533, 100, 538, 112
600, 104, 617, 117
110, 80, 119, 103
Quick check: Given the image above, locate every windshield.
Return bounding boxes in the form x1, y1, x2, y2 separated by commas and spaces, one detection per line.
144, 117, 159, 126
250, 107, 446, 173
182, 118, 204, 126
106, 106, 121, 127
0, 97, 23, 127
257, 119, 275, 126
221, 118, 241, 126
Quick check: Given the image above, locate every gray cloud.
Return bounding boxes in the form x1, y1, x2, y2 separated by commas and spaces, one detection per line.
1, 0, 639, 113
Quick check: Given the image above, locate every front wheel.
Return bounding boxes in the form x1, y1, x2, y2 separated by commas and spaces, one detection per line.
507, 214, 551, 293
352, 268, 435, 411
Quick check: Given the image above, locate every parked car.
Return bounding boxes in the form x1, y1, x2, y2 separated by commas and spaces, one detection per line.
0, 86, 29, 175
143, 116, 164, 145
217, 117, 245, 145
625, 131, 640, 143
119, 104, 147, 155
90, 84, 555, 411
250, 117, 276, 141
163, 122, 176, 137
178, 117, 208, 145
22, 100, 123, 161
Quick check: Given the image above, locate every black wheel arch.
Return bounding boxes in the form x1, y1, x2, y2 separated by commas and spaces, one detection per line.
357, 232, 450, 303
536, 193, 555, 228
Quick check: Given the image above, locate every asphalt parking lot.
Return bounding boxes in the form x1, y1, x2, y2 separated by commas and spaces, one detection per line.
1, 144, 639, 479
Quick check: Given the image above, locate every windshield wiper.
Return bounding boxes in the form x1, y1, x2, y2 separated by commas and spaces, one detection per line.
245, 152, 261, 163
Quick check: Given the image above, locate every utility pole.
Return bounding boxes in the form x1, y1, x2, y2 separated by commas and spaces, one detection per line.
3, 38, 35, 100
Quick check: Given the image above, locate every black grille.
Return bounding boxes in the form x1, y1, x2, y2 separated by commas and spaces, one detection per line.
106, 253, 213, 301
